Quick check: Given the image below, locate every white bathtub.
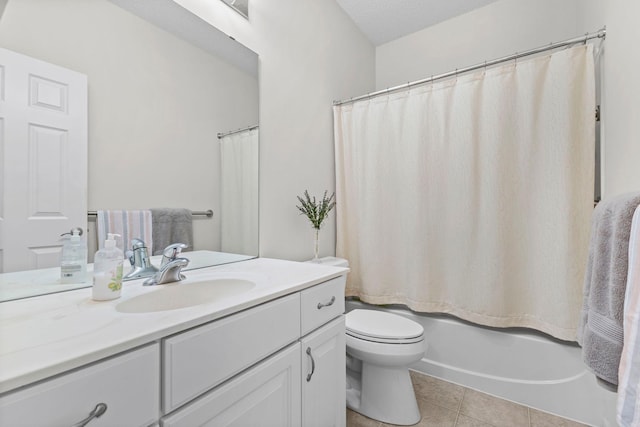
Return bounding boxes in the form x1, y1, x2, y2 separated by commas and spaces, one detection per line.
346, 300, 618, 427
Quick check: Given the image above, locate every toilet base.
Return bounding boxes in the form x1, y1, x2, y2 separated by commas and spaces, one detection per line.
347, 363, 421, 426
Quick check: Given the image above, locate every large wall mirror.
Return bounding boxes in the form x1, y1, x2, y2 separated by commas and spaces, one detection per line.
0, 0, 259, 301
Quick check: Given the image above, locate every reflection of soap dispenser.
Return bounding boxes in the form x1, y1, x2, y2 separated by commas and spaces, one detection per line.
93, 233, 124, 301
60, 229, 87, 284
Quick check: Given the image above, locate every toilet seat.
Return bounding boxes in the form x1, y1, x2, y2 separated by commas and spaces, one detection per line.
346, 309, 424, 344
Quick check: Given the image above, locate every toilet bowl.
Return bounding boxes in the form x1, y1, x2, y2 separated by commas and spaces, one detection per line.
311, 257, 427, 425
346, 309, 427, 425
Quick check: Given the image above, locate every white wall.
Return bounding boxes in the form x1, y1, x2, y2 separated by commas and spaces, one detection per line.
0, 0, 258, 253
580, 0, 640, 198
376, 0, 582, 91
174, 0, 376, 261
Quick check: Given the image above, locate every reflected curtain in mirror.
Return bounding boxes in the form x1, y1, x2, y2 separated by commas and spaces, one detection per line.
220, 127, 259, 255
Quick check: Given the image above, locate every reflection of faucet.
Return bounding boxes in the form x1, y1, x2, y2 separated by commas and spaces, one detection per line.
123, 238, 158, 281
143, 257, 190, 286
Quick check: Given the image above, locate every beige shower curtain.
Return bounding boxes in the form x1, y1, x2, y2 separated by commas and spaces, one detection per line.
334, 45, 595, 341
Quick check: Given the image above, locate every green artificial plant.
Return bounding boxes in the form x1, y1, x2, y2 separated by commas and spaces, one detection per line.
296, 190, 336, 259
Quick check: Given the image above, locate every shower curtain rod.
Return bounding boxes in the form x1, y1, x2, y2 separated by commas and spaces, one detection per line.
333, 28, 606, 106
217, 124, 259, 139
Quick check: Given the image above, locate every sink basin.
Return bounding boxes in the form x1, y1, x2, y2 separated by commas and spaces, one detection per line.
116, 278, 256, 313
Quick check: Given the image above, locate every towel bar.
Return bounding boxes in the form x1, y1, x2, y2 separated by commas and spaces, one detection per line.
88, 210, 213, 218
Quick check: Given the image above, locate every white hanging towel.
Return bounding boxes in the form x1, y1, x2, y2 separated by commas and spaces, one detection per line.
617, 204, 640, 427
96, 210, 153, 254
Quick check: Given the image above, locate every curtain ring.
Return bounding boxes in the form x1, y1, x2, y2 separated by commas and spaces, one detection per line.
514, 53, 518, 66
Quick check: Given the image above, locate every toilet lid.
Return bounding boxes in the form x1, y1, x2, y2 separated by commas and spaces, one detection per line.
346, 309, 424, 343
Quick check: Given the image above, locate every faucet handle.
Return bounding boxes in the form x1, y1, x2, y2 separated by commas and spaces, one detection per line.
125, 250, 134, 266
161, 243, 188, 266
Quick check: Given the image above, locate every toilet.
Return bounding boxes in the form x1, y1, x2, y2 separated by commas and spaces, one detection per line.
346, 309, 426, 425
315, 257, 427, 425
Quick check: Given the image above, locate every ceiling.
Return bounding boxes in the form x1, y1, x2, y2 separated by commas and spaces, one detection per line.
336, 0, 500, 46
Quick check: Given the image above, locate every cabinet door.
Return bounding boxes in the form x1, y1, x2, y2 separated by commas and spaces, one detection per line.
0, 344, 159, 427
301, 316, 346, 427
161, 343, 301, 427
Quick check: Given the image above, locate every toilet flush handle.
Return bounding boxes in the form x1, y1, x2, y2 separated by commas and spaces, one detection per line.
306, 347, 316, 382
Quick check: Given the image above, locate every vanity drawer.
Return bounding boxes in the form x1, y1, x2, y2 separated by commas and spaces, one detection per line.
0, 343, 160, 427
163, 293, 301, 413
300, 275, 346, 336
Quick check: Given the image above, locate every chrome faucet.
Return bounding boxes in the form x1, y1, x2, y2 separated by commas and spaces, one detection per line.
123, 238, 158, 281
161, 243, 188, 267
143, 257, 190, 286
123, 239, 190, 285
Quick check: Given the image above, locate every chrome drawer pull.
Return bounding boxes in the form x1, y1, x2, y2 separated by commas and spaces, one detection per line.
72, 403, 107, 427
317, 296, 336, 310
306, 347, 316, 382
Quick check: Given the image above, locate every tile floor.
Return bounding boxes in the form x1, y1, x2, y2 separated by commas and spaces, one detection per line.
346, 371, 589, 427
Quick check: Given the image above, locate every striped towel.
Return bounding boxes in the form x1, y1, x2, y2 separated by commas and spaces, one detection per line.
96, 210, 153, 254
618, 204, 640, 426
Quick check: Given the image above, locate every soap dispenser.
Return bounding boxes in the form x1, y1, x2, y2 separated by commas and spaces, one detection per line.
93, 233, 124, 301
60, 228, 87, 284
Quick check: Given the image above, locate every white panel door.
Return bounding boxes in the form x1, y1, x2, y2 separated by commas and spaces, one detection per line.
0, 47, 87, 272
301, 316, 346, 427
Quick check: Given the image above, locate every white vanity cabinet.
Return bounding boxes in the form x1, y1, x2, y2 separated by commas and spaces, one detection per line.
0, 270, 347, 427
161, 275, 347, 427
0, 343, 160, 427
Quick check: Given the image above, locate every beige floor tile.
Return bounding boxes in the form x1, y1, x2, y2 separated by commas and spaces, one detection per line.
412, 399, 458, 427
347, 408, 382, 427
378, 400, 457, 427
529, 408, 589, 427
410, 371, 466, 412
459, 389, 529, 427
455, 414, 496, 427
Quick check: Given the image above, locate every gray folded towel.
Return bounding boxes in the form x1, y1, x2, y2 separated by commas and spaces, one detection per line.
150, 208, 194, 255
577, 191, 640, 386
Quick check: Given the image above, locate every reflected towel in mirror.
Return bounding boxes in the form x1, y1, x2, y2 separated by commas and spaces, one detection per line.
150, 208, 194, 255
96, 210, 153, 254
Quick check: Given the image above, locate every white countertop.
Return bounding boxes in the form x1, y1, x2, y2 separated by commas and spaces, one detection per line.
0, 250, 255, 302
0, 258, 348, 394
